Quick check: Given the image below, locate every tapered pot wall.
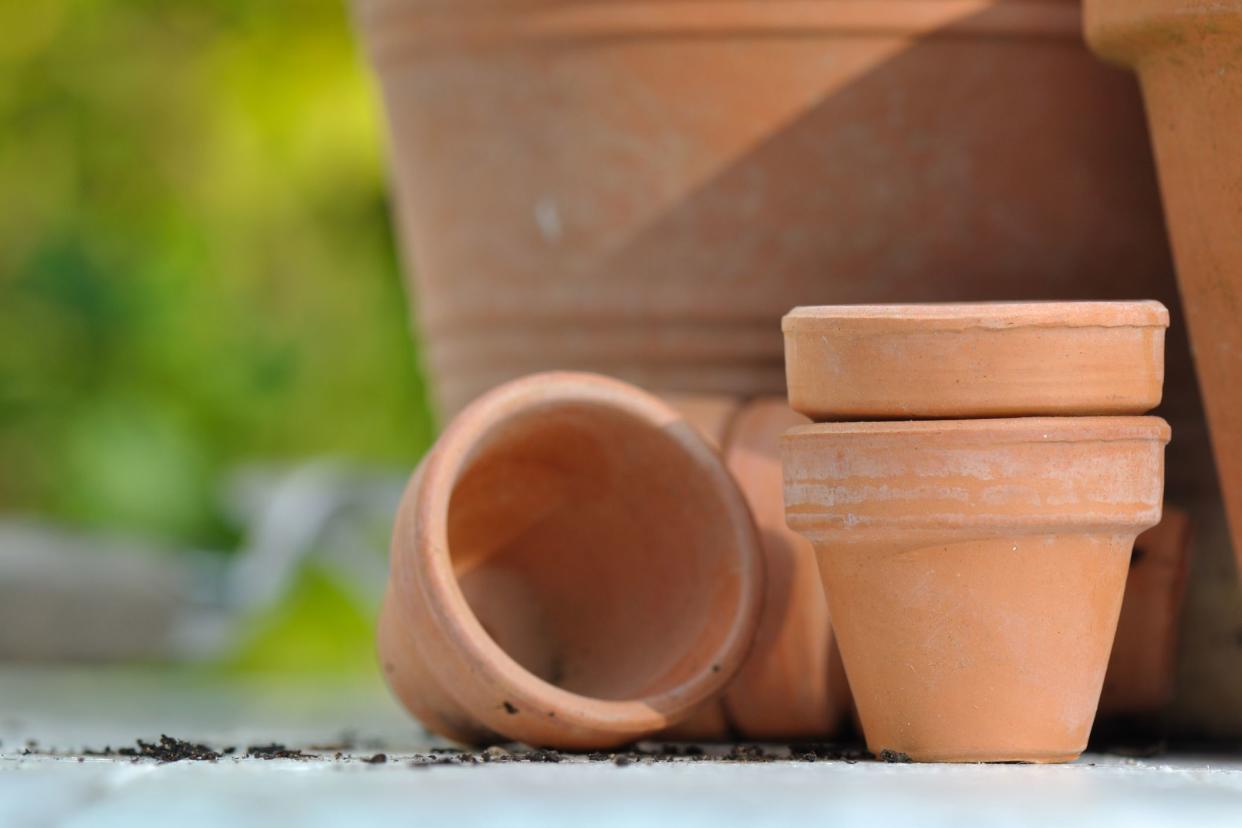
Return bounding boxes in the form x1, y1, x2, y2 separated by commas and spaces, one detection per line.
1085, 0, 1242, 575
355, 0, 1179, 420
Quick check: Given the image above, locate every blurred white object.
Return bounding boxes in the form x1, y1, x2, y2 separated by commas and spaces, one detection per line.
0, 460, 406, 663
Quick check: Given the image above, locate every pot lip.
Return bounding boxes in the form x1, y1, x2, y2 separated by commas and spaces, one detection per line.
783, 301, 1169, 334
785, 415, 1172, 445
399, 371, 763, 737
354, 0, 1084, 60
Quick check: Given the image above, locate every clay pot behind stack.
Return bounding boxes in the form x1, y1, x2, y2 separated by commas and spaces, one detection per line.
663, 397, 851, 742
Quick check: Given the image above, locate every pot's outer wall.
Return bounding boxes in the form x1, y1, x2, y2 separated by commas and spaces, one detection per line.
1086, 0, 1242, 736
356, 0, 1185, 413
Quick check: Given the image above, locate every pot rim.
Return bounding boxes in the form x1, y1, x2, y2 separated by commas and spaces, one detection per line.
785, 415, 1172, 445
783, 300, 1170, 334
396, 371, 764, 738
353, 0, 1083, 63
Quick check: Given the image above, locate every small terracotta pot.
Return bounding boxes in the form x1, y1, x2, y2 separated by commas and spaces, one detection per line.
655, 393, 742, 741
721, 399, 850, 741
784, 302, 1168, 420
659, 396, 851, 742
1085, 0, 1242, 577
783, 417, 1170, 762
354, 0, 1176, 419
1098, 507, 1192, 716
379, 372, 764, 749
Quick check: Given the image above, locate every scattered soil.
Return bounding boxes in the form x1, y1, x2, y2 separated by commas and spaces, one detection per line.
19, 734, 911, 767
81, 735, 224, 763
878, 749, 913, 763
246, 743, 309, 760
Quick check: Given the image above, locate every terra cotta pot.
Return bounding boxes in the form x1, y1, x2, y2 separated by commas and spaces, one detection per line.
1085, 0, 1242, 577
1098, 507, 1192, 717
354, 0, 1177, 419
783, 417, 1170, 762
660, 396, 851, 742
721, 399, 850, 740
784, 302, 1168, 420
378, 372, 764, 749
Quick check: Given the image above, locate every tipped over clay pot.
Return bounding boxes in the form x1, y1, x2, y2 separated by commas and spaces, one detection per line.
1086, 0, 1242, 577
783, 417, 1170, 762
784, 302, 1168, 420
378, 372, 763, 749
1099, 507, 1192, 717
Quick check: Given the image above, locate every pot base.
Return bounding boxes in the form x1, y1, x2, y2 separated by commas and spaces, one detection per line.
821, 533, 1132, 766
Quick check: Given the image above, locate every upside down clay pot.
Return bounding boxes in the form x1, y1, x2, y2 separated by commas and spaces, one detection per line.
378, 373, 764, 749
1085, 0, 1242, 577
353, 0, 1179, 419
784, 302, 1168, 420
660, 397, 850, 742
783, 417, 1170, 762
1098, 508, 1192, 717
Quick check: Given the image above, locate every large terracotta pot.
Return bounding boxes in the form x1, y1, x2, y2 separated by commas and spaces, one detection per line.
1084, 0, 1242, 577
354, 0, 1179, 419
378, 372, 763, 749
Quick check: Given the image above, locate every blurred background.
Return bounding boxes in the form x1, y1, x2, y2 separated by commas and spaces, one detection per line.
4, 0, 1241, 742
0, 0, 430, 677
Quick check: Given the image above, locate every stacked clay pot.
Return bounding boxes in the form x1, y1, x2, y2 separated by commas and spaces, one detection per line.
781, 302, 1172, 762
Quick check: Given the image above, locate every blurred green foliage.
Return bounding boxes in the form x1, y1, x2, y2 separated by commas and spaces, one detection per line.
0, 1, 435, 548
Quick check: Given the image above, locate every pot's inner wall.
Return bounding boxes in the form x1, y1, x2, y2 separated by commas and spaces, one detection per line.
446, 401, 741, 701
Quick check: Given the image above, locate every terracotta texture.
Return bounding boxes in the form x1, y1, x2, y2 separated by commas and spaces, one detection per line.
378, 372, 764, 749
721, 400, 849, 741
783, 417, 1170, 762
354, 0, 1177, 419
784, 302, 1168, 420
1099, 508, 1192, 716
1085, 0, 1242, 576
654, 393, 742, 742
660, 397, 850, 742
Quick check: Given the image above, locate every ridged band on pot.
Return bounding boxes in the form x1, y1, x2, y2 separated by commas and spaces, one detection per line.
783, 301, 1168, 420
353, 0, 1176, 419
783, 416, 1170, 762
1086, 0, 1242, 578
379, 372, 764, 749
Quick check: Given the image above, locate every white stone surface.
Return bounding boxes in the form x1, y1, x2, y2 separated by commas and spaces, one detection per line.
3, 668, 1242, 828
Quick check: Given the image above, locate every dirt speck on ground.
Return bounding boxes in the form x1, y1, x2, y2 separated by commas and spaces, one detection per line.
878, 749, 912, 763
246, 743, 309, 760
